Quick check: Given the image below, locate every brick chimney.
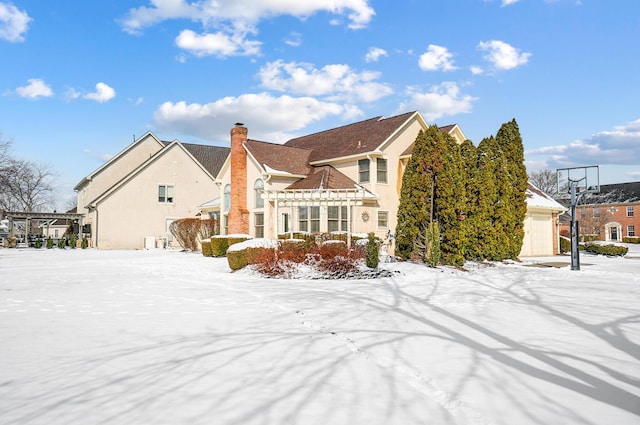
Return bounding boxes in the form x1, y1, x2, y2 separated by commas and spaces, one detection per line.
228, 123, 250, 234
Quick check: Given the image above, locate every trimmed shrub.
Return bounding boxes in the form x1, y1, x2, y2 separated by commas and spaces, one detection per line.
228, 235, 251, 248
34, 238, 42, 249
81, 237, 89, 249
623, 236, 640, 244
169, 218, 201, 251
560, 236, 571, 253
46, 237, 54, 249
210, 236, 229, 256
279, 239, 307, 263
584, 242, 628, 257
201, 239, 212, 257
69, 234, 77, 249
365, 232, 379, 269
57, 238, 66, 249
227, 249, 248, 271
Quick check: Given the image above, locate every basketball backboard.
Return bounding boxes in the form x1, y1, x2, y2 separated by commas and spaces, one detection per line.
556, 165, 599, 194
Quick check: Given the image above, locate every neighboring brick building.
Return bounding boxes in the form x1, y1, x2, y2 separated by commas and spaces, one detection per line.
560, 182, 640, 242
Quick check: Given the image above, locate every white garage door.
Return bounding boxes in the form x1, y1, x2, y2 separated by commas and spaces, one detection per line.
521, 213, 553, 256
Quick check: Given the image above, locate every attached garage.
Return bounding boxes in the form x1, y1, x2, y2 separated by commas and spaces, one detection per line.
520, 183, 567, 257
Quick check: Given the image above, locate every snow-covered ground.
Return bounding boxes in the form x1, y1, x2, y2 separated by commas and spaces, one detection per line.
1, 246, 639, 425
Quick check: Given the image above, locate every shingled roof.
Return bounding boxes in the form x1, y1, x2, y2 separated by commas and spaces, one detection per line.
245, 139, 313, 176
163, 141, 230, 177
581, 181, 640, 204
284, 111, 416, 163
285, 166, 360, 190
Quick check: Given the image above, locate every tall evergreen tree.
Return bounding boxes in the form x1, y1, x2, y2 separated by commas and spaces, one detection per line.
436, 133, 466, 266
495, 119, 528, 258
475, 136, 501, 260
459, 139, 480, 260
395, 130, 433, 260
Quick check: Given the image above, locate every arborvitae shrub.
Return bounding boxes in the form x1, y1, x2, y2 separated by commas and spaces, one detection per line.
69, 234, 77, 249
57, 238, 66, 249
34, 238, 42, 249
201, 239, 213, 257
365, 232, 379, 269
584, 243, 628, 257
81, 237, 89, 249
210, 236, 229, 256
45, 237, 53, 249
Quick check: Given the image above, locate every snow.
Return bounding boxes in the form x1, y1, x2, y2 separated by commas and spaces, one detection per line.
1, 246, 639, 425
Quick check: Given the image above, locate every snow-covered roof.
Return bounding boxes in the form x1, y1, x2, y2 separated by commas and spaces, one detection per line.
526, 183, 566, 211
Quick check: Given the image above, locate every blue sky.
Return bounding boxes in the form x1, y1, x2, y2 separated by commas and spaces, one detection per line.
1, 0, 639, 210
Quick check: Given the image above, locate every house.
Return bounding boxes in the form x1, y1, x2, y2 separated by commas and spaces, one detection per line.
76, 110, 562, 256
520, 183, 567, 256
214, 112, 463, 248
75, 132, 229, 249
560, 182, 640, 242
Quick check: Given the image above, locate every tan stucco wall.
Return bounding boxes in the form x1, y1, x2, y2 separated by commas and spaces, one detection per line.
76, 134, 164, 216
93, 145, 217, 249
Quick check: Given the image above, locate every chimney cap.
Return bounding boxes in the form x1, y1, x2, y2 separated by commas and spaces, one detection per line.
234, 122, 244, 127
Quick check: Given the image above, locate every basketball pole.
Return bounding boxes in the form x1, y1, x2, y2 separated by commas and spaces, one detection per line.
569, 181, 580, 270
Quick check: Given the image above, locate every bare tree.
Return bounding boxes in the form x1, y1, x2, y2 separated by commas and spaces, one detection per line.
528, 169, 558, 196
0, 136, 57, 212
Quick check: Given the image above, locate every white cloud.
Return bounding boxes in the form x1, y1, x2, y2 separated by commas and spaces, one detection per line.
83, 82, 116, 103
119, 1, 374, 58
365, 47, 387, 63
15, 78, 53, 99
418, 45, 457, 72
525, 118, 640, 167
258, 60, 393, 103
395, 82, 477, 121
284, 31, 301, 47
0, 2, 31, 42
478, 40, 531, 70
153, 92, 357, 143
501, 0, 520, 6
175, 29, 261, 57
470, 66, 484, 75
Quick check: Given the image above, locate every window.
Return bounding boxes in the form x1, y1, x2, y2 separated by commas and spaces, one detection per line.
627, 206, 635, 217
298, 206, 320, 232
254, 213, 264, 238
629, 225, 636, 237
377, 158, 387, 183
158, 185, 174, 203
328, 206, 348, 232
378, 211, 389, 228
223, 184, 231, 212
358, 159, 370, 183
593, 208, 600, 218
254, 179, 264, 209
223, 215, 228, 235
208, 211, 220, 221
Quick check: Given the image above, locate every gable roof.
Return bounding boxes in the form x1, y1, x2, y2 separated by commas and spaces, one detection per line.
245, 139, 313, 176
75, 131, 164, 191
526, 182, 566, 211
284, 111, 417, 162
163, 141, 229, 177
401, 124, 464, 157
87, 141, 216, 208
